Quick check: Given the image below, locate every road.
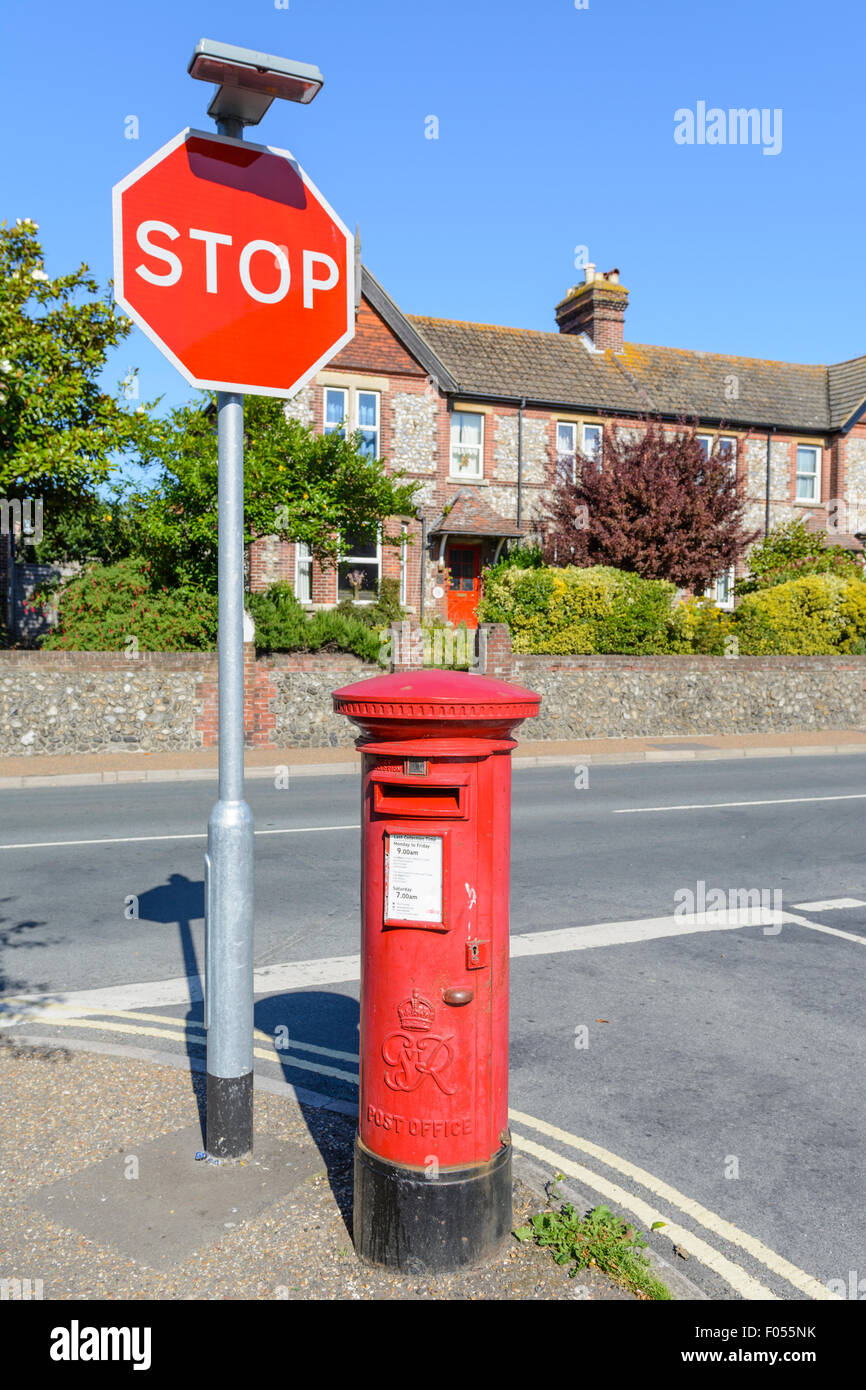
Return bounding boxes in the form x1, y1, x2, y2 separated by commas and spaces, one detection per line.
2, 752, 865, 1300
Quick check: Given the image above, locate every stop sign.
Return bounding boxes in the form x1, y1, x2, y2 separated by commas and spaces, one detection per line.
112, 128, 355, 396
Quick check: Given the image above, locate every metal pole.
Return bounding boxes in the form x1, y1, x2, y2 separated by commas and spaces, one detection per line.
205, 113, 255, 1161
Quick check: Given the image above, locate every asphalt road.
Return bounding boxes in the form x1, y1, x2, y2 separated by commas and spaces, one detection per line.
2, 753, 865, 1301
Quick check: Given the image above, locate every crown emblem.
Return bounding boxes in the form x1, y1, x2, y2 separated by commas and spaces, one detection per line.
397, 991, 435, 1033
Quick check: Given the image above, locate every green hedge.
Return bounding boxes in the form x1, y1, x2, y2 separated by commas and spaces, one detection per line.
247, 582, 385, 663
479, 563, 866, 656
39, 558, 218, 651
478, 565, 685, 654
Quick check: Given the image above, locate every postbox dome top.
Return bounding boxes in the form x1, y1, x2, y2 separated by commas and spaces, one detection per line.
332, 669, 541, 741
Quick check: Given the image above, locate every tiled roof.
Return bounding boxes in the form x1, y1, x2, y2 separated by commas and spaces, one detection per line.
407, 312, 866, 435
428, 489, 524, 538
828, 357, 866, 430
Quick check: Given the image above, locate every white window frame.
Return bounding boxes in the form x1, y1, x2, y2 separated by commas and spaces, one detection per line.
450, 411, 484, 479
706, 564, 736, 610
582, 423, 603, 469
323, 386, 381, 459
294, 540, 313, 604
555, 422, 577, 484
324, 386, 348, 437
696, 433, 713, 460
338, 526, 382, 604
796, 444, 821, 503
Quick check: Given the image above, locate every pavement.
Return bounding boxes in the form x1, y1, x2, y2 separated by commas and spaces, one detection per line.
0, 1034, 686, 1301
1, 726, 865, 788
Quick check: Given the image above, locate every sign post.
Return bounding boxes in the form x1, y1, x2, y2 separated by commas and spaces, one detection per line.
113, 45, 354, 1160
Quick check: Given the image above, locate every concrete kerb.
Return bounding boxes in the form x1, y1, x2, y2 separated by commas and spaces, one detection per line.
2, 743, 866, 790
8, 1031, 708, 1299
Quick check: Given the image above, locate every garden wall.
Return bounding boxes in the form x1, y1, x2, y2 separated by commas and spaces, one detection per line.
1, 633, 864, 756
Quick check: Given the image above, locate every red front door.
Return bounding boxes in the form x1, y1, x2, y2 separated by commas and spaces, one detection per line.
446, 545, 481, 628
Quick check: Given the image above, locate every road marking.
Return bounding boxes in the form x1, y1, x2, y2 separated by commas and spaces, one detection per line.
0, 825, 359, 851
93, 1008, 360, 1064
510, 1133, 778, 1300
12, 1014, 360, 1085
509, 1109, 837, 1301
6, 1007, 837, 1302
791, 897, 866, 911
7, 907, 865, 1025
614, 793, 866, 814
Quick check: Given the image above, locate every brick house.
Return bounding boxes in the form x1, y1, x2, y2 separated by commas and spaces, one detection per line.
247, 259, 866, 628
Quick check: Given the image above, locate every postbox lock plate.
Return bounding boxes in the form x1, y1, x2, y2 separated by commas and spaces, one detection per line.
466, 939, 489, 970
405, 757, 428, 776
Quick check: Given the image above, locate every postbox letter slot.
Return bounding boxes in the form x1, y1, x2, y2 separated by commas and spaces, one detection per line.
374, 782, 463, 817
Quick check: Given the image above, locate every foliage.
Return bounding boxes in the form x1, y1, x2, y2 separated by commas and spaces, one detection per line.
482, 542, 545, 587
542, 421, 757, 591
478, 563, 682, 654
736, 517, 862, 595
133, 395, 419, 591
0, 218, 153, 498
515, 1201, 671, 1301
334, 575, 404, 631
734, 574, 866, 655
247, 581, 384, 663
38, 558, 218, 651
672, 596, 737, 655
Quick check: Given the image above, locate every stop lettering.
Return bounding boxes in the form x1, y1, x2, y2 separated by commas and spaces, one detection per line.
113, 128, 355, 396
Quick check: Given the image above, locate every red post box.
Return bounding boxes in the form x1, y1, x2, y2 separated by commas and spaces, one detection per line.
332, 668, 541, 1271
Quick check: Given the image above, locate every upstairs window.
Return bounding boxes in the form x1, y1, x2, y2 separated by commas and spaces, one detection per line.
450, 411, 484, 478
556, 422, 577, 484
582, 423, 603, 468
324, 387, 348, 437
796, 445, 821, 502
323, 387, 381, 458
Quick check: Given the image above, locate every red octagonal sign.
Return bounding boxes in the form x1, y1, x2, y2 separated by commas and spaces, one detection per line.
113, 128, 354, 397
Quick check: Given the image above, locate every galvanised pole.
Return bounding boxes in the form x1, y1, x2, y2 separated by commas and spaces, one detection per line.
205, 113, 255, 1160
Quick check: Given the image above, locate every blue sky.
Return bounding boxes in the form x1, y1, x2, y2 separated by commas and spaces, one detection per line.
2, 0, 864, 416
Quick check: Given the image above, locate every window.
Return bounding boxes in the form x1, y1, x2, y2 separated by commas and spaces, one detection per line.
718, 436, 737, 469
295, 541, 313, 604
796, 445, 821, 502
696, 434, 712, 461
324, 387, 348, 436
356, 391, 380, 458
338, 529, 380, 602
556, 422, 577, 484
450, 411, 484, 478
582, 423, 603, 468
707, 565, 735, 610
323, 387, 380, 457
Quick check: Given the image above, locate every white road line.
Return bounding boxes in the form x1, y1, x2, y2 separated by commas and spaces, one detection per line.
510, 1133, 778, 1300
509, 1109, 837, 1301
0, 824, 359, 851
5, 908, 863, 1025
791, 897, 866, 911
614, 794, 866, 814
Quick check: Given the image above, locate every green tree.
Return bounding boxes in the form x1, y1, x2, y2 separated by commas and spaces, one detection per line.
0, 218, 151, 500
132, 394, 419, 590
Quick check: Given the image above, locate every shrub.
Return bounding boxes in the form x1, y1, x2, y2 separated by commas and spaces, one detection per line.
248, 581, 383, 663
334, 574, 404, 631
734, 573, 859, 654
39, 558, 218, 651
737, 518, 862, 594
478, 564, 681, 654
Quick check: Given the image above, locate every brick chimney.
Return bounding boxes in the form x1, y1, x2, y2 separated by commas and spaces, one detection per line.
555, 265, 629, 351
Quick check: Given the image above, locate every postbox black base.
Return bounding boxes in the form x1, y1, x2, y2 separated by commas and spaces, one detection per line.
353, 1135, 512, 1273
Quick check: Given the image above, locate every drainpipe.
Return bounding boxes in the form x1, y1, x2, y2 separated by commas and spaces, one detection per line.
419, 516, 427, 624
764, 427, 775, 537
516, 398, 526, 528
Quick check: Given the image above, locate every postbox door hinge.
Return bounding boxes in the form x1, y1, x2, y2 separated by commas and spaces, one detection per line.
466, 939, 489, 970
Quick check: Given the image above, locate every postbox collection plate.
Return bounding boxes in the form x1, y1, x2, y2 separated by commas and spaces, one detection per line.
383, 830, 447, 930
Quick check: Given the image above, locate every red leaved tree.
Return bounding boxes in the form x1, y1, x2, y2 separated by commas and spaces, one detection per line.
542, 420, 758, 590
